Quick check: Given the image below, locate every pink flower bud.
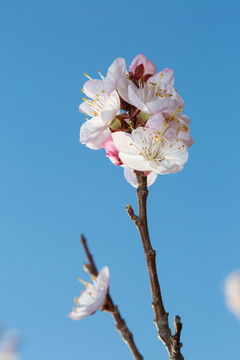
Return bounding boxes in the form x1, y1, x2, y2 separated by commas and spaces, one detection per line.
129, 54, 156, 81
103, 138, 123, 166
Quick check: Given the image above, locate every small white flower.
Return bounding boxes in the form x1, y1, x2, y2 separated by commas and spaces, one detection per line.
68, 267, 110, 320
112, 127, 188, 175
80, 90, 120, 149
224, 271, 240, 320
118, 70, 183, 116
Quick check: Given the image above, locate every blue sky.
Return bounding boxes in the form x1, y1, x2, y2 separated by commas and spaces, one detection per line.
0, 0, 240, 359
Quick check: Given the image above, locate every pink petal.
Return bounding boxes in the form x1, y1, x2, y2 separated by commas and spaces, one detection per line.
129, 54, 147, 73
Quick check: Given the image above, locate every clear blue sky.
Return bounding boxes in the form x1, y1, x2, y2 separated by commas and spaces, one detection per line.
0, 0, 240, 359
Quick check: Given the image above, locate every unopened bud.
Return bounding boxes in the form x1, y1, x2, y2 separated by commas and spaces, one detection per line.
109, 117, 122, 130
138, 111, 151, 124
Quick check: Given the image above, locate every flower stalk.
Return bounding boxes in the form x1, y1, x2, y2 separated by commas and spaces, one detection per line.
80, 235, 143, 360
127, 171, 184, 360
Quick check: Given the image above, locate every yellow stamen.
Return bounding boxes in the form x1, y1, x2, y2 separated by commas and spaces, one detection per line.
92, 275, 97, 281
154, 74, 164, 95
156, 123, 167, 144
97, 70, 105, 80
72, 306, 77, 313
84, 72, 92, 80
170, 109, 181, 118
78, 278, 89, 288
74, 297, 78, 304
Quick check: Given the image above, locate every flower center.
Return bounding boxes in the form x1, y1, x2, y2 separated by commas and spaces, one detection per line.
82, 94, 106, 117
139, 125, 167, 162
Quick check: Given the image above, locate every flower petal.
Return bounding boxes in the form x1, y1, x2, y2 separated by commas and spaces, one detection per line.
117, 78, 133, 104
124, 167, 157, 188
147, 68, 174, 86
101, 90, 120, 123
83, 80, 115, 98
144, 60, 156, 76
128, 84, 149, 112
118, 152, 153, 171
147, 98, 180, 115
146, 113, 166, 131
106, 58, 127, 85
79, 102, 95, 117
112, 132, 140, 155
80, 117, 111, 150
129, 54, 147, 73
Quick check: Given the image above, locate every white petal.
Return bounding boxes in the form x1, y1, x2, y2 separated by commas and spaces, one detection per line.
177, 113, 191, 125
128, 84, 149, 112
161, 164, 184, 174
101, 90, 120, 123
147, 69, 174, 86
147, 171, 158, 186
124, 166, 138, 187
165, 143, 189, 165
112, 132, 140, 155
117, 78, 134, 104
98, 266, 110, 289
106, 57, 127, 85
69, 266, 110, 321
124, 167, 157, 187
177, 131, 194, 148
80, 117, 111, 150
147, 98, 180, 115
85, 128, 111, 150
68, 307, 93, 320
83, 80, 115, 98
119, 152, 153, 171
79, 102, 95, 117
146, 113, 166, 131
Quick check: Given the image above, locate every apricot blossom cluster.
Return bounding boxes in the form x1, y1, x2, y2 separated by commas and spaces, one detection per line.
79, 54, 193, 187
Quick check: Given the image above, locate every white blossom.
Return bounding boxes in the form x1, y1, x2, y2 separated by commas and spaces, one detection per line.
112, 126, 188, 175
68, 267, 110, 320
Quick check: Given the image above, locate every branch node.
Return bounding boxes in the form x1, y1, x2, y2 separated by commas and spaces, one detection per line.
126, 204, 142, 226
146, 249, 156, 258
154, 313, 172, 343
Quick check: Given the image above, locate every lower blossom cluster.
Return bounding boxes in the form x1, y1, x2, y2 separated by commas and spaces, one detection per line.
79, 54, 193, 187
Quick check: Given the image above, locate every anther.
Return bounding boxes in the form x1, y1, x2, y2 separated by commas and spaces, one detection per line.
84, 73, 92, 80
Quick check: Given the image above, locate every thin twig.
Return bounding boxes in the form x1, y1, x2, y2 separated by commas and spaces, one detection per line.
127, 171, 184, 360
80, 235, 143, 360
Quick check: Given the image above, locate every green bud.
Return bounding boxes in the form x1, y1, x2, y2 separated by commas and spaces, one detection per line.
138, 111, 151, 124
109, 117, 122, 130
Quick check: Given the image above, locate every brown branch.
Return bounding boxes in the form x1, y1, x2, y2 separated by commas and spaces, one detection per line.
80, 235, 143, 360
127, 171, 184, 360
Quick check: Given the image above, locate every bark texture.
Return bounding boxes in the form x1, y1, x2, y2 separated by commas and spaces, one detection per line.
127, 171, 184, 360
80, 235, 143, 360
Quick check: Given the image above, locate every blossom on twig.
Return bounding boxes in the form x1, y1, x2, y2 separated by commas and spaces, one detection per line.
68, 266, 110, 320
79, 54, 193, 187
112, 127, 188, 174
